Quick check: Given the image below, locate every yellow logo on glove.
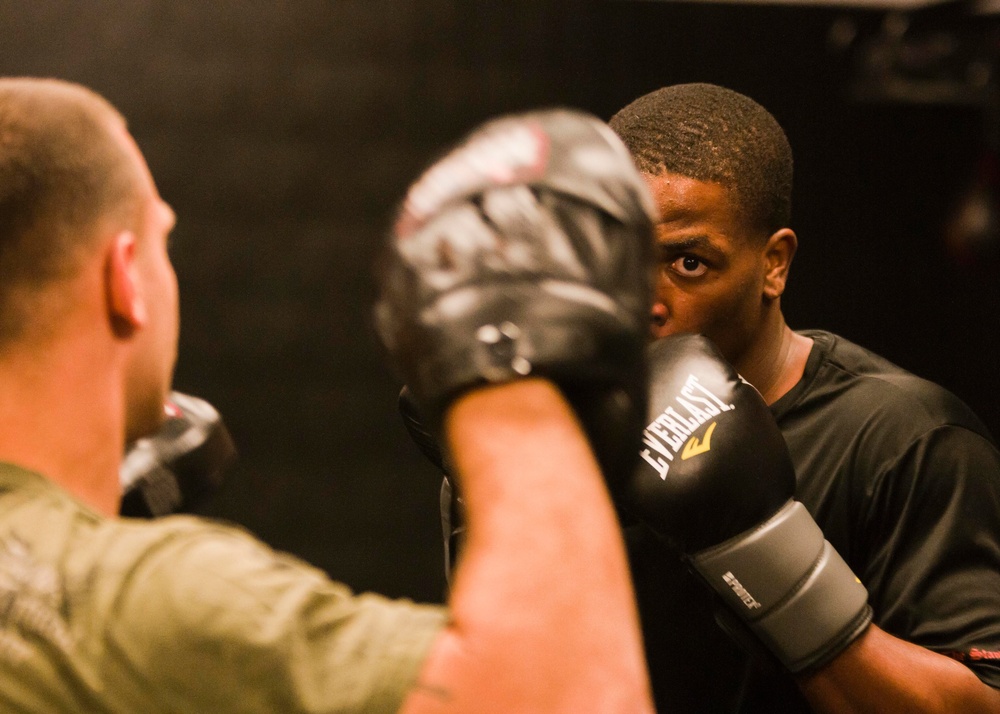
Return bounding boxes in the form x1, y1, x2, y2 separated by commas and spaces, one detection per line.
681, 422, 716, 460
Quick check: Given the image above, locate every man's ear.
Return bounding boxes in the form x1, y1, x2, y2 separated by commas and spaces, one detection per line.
106, 231, 146, 336
762, 228, 797, 301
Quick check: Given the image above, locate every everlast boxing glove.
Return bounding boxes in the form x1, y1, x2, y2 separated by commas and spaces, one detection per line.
375, 108, 656, 485
620, 334, 872, 674
120, 392, 237, 518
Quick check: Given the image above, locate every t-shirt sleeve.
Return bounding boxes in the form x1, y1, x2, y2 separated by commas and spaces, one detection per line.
96, 521, 447, 713
859, 425, 1000, 688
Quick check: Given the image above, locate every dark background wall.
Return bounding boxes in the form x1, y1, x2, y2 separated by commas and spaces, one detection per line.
2, 1, 997, 604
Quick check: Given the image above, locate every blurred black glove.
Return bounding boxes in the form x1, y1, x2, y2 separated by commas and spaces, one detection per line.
119, 391, 237, 518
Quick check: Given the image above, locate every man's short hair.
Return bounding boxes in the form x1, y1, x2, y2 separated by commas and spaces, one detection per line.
0, 77, 140, 346
609, 83, 793, 237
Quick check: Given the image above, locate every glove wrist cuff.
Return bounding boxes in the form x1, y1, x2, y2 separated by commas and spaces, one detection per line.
691, 499, 872, 673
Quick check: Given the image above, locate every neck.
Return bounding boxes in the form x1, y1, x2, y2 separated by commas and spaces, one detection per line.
738, 312, 812, 406
0, 343, 125, 517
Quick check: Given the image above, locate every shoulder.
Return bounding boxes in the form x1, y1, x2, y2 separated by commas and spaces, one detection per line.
89, 514, 348, 618
796, 330, 992, 441
80, 515, 446, 711
779, 331, 999, 509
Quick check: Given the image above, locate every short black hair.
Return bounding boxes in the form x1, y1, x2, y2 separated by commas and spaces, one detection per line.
609, 83, 793, 237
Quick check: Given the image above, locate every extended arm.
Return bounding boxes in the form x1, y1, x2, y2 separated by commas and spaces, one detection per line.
375, 109, 659, 713
401, 380, 652, 713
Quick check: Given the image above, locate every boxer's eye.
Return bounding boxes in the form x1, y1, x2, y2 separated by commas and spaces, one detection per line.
670, 255, 708, 278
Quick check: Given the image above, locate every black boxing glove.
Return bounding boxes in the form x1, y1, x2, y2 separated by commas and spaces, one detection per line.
619, 334, 872, 674
375, 108, 657, 485
120, 392, 237, 518
399, 385, 464, 584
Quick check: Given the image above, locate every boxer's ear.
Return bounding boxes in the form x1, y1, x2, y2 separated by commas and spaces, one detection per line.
105, 230, 147, 336
762, 228, 797, 300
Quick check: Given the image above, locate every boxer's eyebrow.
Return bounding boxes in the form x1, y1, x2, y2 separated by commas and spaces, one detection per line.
658, 234, 708, 249
656, 234, 723, 257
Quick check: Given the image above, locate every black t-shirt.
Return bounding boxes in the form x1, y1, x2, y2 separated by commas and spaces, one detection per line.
629, 330, 1000, 712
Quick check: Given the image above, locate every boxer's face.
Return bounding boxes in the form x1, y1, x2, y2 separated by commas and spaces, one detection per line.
644, 171, 773, 368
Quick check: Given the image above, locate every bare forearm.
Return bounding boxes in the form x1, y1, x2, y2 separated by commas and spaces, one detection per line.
799, 625, 1000, 713
449, 380, 644, 663
402, 380, 653, 714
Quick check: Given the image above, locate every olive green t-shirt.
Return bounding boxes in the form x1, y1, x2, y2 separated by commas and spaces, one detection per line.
0, 462, 447, 713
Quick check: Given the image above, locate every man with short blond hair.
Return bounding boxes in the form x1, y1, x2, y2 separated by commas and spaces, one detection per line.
0, 77, 657, 713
